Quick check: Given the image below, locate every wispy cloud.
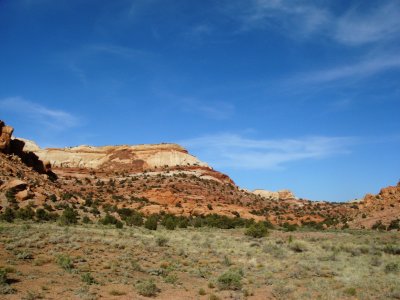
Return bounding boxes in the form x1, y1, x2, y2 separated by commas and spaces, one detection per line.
224, 0, 400, 46
180, 98, 234, 120
0, 97, 79, 130
295, 54, 400, 84
335, 2, 400, 46
181, 133, 355, 170
87, 44, 149, 60
231, 0, 330, 37
158, 92, 235, 120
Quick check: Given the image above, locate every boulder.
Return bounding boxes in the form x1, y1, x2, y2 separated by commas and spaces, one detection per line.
15, 189, 33, 201
0, 120, 14, 153
2, 179, 27, 191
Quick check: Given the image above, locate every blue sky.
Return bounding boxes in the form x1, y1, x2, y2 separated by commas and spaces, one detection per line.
1, 0, 399, 201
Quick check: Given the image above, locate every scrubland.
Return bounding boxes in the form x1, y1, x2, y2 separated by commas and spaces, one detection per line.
1, 221, 399, 300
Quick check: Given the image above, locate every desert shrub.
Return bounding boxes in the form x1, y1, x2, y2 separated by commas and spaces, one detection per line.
0, 268, 7, 285
81, 272, 96, 285
384, 262, 399, 274
199, 288, 206, 295
125, 213, 144, 226
383, 244, 400, 255
55, 254, 74, 272
161, 215, 178, 230
82, 215, 91, 224
16, 251, 33, 260
62, 193, 74, 200
99, 213, 118, 225
5, 189, 16, 203
115, 220, 123, 229
16, 206, 35, 220
245, 222, 268, 238
144, 215, 158, 230
178, 217, 189, 228
387, 219, 400, 231
301, 221, 324, 230
1, 208, 15, 223
36, 208, 50, 221
164, 274, 178, 284
262, 220, 274, 229
135, 279, 159, 297
343, 287, 357, 297
156, 235, 169, 247
192, 217, 204, 228
59, 207, 78, 225
371, 220, 386, 231
289, 241, 308, 253
282, 222, 297, 232
217, 269, 243, 290
49, 194, 57, 202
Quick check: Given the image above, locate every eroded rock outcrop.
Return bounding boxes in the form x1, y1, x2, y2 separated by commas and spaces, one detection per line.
0, 120, 14, 153
0, 120, 56, 179
253, 189, 296, 200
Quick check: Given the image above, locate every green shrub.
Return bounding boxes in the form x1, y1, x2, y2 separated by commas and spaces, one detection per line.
36, 208, 50, 221
81, 272, 96, 285
387, 219, 400, 231
49, 194, 57, 202
156, 235, 169, 247
135, 279, 159, 297
199, 288, 206, 295
5, 189, 16, 203
383, 244, 400, 255
115, 220, 123, 229
16, 206, 35, 220
384, 262, 399, 274
59, 207, 78, 225
82, 215, 91, 224
144, 215, 158, 230
217, 269, 243, 290
125, 212, 144, 226
245, 222, 268, 238
344, 287, 357, 296
1, 208, 15, 223
0, 268, 7, 285
55, 254, 74, 272
162, 215, 178, 230
371, 220, 386, 231
99, 213, 118, 226
289, 241, 308, 253
282, 222, 297, 232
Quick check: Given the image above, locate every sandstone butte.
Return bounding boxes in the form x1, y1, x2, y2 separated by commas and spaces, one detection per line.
1, 119, 399, 229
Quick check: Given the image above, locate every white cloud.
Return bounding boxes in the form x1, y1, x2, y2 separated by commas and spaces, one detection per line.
230, 0, 330, 37
0, 97, 79, 130
296, 54, 400, 84
181, 133, 355, 170
335, 2, 400, 46
225, 0, 400, 46
180, 98, 234, 120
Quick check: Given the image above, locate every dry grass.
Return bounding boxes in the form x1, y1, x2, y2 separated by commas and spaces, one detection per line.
0, 221, 399, 299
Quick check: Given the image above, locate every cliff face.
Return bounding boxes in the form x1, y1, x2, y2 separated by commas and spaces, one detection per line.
34, 144, 208, 171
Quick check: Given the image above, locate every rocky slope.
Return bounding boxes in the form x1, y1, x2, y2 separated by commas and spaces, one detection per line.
1, 120, 399, 229
347, 182, 400, 229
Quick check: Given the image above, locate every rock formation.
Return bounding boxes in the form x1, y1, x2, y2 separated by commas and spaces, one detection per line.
0, 120, 56, 179
253, 189, 296, 200
0, 120, 14, 153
